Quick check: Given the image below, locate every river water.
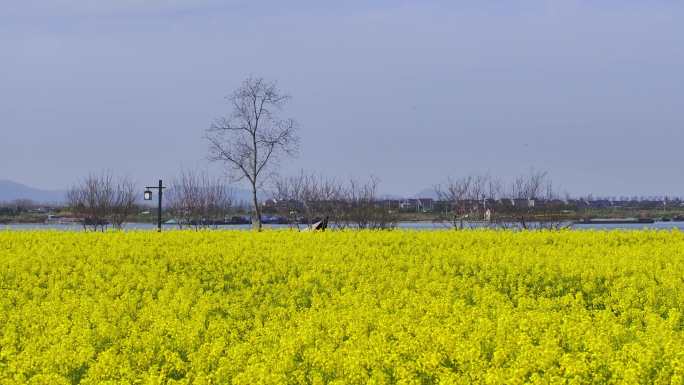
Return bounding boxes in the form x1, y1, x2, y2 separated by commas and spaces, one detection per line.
3, 221, 684, 231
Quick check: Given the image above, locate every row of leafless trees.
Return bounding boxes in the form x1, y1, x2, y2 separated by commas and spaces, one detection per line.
434, 169, 557, 203
67, 169, 399, 231
65, 167, 570, 231
66, 172, 137, 231
269, 169, 567, 231
0, 199, 42, 214
434, 169, 569, 229
165, 170, 233, 229
271, 172, 397, 229
66, 170, 235, 231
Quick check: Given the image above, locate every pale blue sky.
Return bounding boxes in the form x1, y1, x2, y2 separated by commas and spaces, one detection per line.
1, 1, 682, 197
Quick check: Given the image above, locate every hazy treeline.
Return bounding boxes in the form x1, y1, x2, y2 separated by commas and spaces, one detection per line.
271, 173, 397, 230
66, 172, 137, 231
435, 169, 556, 203
270, 169, 565, 230
0, 199, 44, 215
165, 170, 233, 230
0, 199, 54, 224
64, 170, 237, 231
433, 170, 563, 229
57, 166, 684, 231
63, 169, 400, 231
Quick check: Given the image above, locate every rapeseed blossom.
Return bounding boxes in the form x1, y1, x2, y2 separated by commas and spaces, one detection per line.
1, 230, 684, 384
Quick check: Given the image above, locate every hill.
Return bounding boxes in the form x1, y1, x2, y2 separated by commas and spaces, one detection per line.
0, 180, 66, 204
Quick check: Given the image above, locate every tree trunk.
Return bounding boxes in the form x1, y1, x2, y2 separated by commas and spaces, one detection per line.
251, 183, 262, 231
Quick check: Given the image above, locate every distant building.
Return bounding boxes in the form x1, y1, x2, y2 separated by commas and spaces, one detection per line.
262, 198, 302, 212
512, 199, 534, 208
588, 200, 612, 209
380, 199, 401, 210
400, 198, 434, 212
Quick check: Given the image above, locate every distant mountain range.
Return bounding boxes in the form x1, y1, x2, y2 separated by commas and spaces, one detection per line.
0, 180, 67, 204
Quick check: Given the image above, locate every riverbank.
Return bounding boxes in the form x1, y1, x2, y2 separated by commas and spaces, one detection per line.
4, 220, 684, 231
3, 207, 684, 228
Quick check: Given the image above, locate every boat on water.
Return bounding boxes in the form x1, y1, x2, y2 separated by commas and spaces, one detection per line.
575, 218, 655, 225
45, 215, 82, 225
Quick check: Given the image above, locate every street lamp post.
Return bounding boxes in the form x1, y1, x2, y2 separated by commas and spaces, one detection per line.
144, 179, 166, 232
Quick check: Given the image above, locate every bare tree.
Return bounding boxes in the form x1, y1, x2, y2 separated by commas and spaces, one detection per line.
510, 168, 550, 200
487, 177, 504, 201
505, 169, 568, 230
166, 170, 233, 229
341, 176, 398, 230
66, 172, 136, 231
313, 175, 347, 228
272, 173, 396, 230
435, 174, 499, 229
109, 178, 137, 229
271, 171, 307, 227
435, 169, 570, 230
272, 170, 345, 229
205, 77, 299, 231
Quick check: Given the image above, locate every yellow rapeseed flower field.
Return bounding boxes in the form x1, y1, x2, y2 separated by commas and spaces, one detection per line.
2, 230, 684, 384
